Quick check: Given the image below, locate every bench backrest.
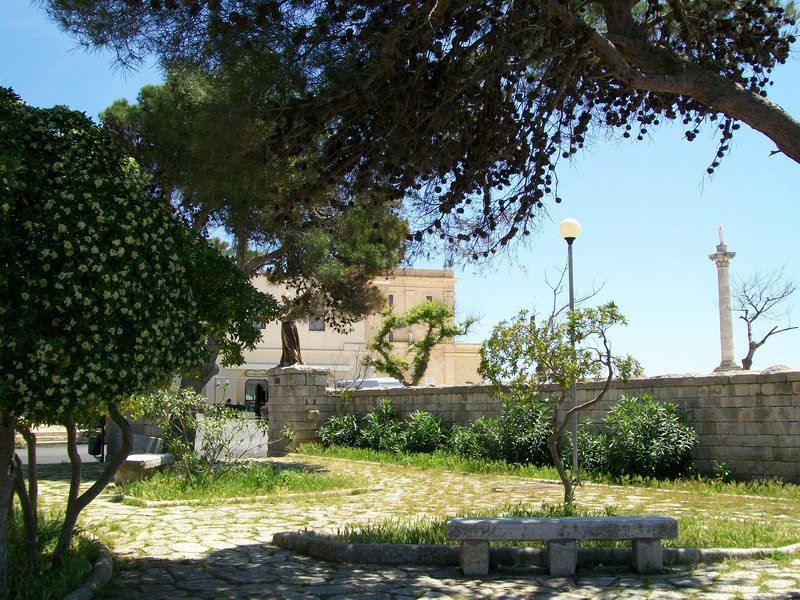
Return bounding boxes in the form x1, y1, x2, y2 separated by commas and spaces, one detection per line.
446, 516, 678, 541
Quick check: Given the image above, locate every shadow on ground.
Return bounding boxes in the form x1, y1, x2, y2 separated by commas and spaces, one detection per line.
270, 461, 330, 475
24, 461, 106, 483
96, 541, 747, 600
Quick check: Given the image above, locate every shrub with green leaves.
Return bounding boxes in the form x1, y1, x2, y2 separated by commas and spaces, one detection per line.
138, 385, 270, 484
402, 410, 448, 454
448, 417, 503, 461
318, 414, 362, 448
562, 423, 611, 474
499, 398, 552, 465
319, 402, 452, 455
601, 395, 696, 478
360, 399, 403, 452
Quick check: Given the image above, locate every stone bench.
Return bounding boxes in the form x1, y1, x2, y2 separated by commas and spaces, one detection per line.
446, 516, 678, 576
114, 453, 175, 484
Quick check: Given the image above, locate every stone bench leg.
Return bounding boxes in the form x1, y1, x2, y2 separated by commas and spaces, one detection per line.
460, 539, 490, 576
546, 540, 577, 576
632, 538, 663, 573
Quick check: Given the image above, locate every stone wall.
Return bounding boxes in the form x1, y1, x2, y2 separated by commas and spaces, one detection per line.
266, 367, 800, 482
578, 369, 800, 482
266, 365, 338, 456
336, 384, 502, 425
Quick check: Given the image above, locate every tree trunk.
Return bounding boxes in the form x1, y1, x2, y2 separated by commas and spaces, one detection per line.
741, 342, 757, 370
546, 431, 573, 504
19, 428, 37, 520
0, 412, 18, 598
53, 403, 133, 564
177, 337, 220, 448
13, 455, 38, 570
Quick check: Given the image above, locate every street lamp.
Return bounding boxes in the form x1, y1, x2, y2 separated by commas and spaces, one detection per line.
559, 217, 581, 478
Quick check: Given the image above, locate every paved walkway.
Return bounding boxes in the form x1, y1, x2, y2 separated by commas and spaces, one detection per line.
38, 457, 800, 599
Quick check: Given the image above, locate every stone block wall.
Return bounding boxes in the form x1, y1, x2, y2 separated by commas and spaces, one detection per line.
266, 367, 800, 482
339, 385, 502, 425
266, 365, 338, 456
573, 370, 800, 481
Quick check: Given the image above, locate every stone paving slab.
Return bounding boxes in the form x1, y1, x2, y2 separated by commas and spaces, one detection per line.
34, 456, 800, 599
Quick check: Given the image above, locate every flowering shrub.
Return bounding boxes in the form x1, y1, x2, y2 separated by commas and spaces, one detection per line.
0, 87, 279, 425
0, 88, 282, 590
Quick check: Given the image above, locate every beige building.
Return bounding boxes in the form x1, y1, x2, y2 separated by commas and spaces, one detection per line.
204, 269, 482, 410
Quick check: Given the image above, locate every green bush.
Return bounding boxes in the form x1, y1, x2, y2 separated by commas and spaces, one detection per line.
360, 399, 404, 452
448, 417, 504, 461
499, 398, 552, 465
319, 402, 450, 454
562, 422, 610, 474
318, 414, 362, 448
137, 385, 270, 485
602, 395, 696, 478
402, 410, 449, 454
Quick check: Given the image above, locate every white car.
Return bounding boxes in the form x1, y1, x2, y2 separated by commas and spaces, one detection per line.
336, 377, 405, 389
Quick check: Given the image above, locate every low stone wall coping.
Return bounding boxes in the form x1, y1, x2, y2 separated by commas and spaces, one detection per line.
271, 530, 800, 569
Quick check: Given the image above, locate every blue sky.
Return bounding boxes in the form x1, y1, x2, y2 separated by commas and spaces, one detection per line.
3, 2, 799, 376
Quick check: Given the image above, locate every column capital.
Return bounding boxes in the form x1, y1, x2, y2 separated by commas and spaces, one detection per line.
709, 245, 736, 267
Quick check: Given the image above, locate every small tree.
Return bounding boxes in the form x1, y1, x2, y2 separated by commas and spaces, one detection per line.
480, 302, 640, 503
366, 300, 475, 386
0, 88, 279, 592
733, 268, 797, 370
135, 385, 277, 485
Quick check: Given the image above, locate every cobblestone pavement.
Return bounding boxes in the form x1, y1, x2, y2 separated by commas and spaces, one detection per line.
39, 457, 800, 599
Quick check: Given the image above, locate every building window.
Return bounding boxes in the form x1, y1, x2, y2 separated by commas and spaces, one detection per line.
388, 330, 394, 342
388, 294, 394, 307
309, 314, 325, 331
425, 295, 433, 302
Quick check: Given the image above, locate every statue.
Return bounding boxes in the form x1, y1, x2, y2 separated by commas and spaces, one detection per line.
279, 295, 304, 367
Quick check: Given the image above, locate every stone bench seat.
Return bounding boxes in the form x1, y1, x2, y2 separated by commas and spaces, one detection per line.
446, 516, 678, 576
114, 453, 175, 484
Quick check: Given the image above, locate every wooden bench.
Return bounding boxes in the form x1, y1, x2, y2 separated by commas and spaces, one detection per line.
446, 516, 678, 576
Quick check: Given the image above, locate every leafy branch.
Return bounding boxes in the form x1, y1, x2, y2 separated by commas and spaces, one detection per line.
366, 300, 476, 386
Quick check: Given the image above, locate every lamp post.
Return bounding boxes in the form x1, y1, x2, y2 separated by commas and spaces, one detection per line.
559, 217, 581, 477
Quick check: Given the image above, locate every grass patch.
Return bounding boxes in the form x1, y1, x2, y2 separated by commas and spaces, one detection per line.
333, 502, 612, 546
115, 460, 364, 502
588, 472, 800, 500
330, 502, 800, 550
297, 443, 800, 500
297, 443, 560, 479
672, 514, 800, 548
8, 510, 99, 600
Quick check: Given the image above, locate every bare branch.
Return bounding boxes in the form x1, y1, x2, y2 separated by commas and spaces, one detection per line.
733, 266, 797, 369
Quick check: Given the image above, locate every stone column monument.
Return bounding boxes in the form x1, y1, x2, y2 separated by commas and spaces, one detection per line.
709, 227, 740, 372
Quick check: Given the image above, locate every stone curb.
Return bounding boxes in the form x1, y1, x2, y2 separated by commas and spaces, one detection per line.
272, 531, 461, 566
63, 532, 113, 600
272, 530, 800, 570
